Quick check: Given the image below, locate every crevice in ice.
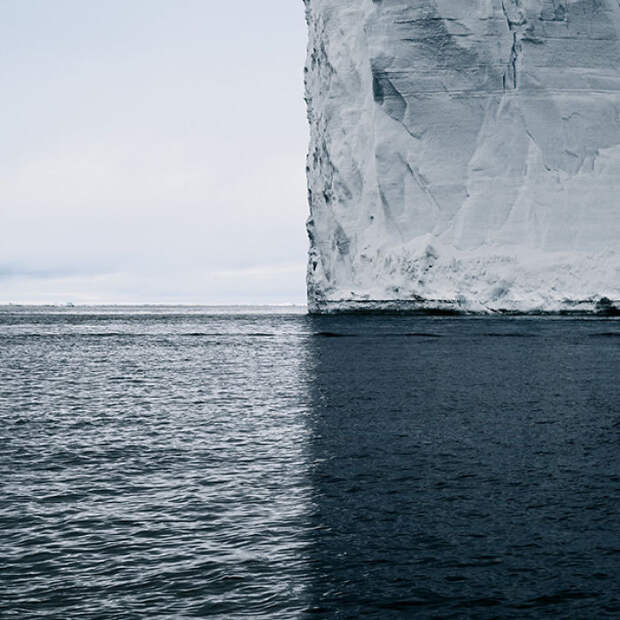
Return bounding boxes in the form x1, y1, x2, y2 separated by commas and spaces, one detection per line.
509, 33, 519, 89
501, 1, 526, 90
372, 72, 406, 122
523, 128, 555, 173
403, 160, 441, 218
378, 188, 406, 244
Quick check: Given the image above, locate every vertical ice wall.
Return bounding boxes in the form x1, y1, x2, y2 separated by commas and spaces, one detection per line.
304, 0, 620, 313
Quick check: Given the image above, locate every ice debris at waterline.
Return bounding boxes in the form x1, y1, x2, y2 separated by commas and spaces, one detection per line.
304, 0, 620, 314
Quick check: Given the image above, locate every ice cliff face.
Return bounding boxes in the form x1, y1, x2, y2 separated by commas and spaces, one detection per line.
304, 0, 620, 313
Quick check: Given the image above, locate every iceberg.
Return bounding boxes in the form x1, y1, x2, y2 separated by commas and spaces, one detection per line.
304, 0, 620, 313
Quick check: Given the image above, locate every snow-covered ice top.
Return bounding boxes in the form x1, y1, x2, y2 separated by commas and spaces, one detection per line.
304, 0, 620, 313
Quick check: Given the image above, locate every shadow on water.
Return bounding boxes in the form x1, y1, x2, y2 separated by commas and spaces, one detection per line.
301, 316, 620, 618
1, 311, 618, 618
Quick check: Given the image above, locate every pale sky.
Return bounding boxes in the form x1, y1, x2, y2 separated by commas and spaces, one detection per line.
0, 0, 309, 304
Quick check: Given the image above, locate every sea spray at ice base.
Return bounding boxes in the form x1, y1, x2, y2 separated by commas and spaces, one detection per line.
304, 0, 620, 313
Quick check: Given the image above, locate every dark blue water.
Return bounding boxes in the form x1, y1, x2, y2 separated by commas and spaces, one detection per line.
1, 307, 619, 618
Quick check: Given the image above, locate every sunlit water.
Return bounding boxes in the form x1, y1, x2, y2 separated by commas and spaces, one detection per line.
1, 307, 618, 618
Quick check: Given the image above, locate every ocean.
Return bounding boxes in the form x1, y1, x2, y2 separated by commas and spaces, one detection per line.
1, 306, 618, 618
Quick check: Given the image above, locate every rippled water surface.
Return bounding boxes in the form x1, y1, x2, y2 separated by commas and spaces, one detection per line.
1, 306, 619, 618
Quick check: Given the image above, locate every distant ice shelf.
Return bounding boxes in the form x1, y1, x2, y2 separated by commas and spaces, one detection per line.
304, 0, 620, 314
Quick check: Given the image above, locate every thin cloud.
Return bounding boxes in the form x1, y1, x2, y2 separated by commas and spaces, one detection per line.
0, 1, 309, 304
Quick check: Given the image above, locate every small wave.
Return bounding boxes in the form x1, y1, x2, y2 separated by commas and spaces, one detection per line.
86, 333, 136, 337
182, 332, 274, 337
520, 590, 599, 607
483, 333, 537, 338
454, 597, 504, 608
378, 595, 447, 610
0, 332, 134, 338
403, 332, 442, 338
313, 331, 441, 338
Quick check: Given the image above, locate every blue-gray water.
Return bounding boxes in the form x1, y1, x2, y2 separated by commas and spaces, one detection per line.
1, 306, 618, 618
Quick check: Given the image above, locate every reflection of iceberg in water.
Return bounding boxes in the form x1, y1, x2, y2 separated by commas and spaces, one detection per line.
302, 316, 620, 615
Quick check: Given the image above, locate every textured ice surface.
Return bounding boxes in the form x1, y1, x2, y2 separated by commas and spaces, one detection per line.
304, 0, 620, 313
